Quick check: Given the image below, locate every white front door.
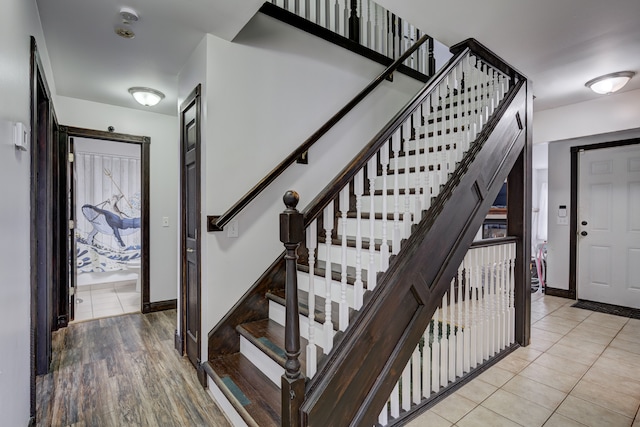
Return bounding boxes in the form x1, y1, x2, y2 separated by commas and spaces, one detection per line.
577, 143, 640, 309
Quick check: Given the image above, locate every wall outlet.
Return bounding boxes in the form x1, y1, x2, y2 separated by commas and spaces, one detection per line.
162, 216, 169, 227
227, 219, 239, 238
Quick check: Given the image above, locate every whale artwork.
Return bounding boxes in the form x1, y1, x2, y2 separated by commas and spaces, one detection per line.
82, 204, 141, 248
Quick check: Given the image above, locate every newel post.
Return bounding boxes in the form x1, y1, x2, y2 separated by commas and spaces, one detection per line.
280, 191, 305, 427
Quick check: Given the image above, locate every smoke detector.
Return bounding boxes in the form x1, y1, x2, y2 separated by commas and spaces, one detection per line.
120, 7, 139, 23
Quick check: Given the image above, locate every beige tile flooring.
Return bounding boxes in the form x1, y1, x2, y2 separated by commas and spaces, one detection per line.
407, 293, 640, 427
73, 280, 141, 322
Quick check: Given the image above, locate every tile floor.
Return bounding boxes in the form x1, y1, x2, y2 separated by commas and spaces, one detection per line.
407, 292, 640, 427
73, 280, 141, 322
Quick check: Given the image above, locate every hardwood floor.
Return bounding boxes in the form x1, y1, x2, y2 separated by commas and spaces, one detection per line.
36, 310, 232, 427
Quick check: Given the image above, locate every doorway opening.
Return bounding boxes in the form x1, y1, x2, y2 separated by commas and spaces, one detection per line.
63, 126, 151, 322
72, 137, 143, 321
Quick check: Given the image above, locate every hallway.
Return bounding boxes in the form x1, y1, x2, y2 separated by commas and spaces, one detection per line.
36, 310, 231, 426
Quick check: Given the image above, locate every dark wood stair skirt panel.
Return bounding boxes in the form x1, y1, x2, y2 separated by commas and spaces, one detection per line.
572, 299, 640, 320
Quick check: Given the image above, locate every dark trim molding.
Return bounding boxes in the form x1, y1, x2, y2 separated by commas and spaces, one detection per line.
144, 299, 178, 313
63, 126, 152, 316
568, 138, 640, 300
174, 330, 183, 354
197, 361, 208, 389
544, 287, 575, 299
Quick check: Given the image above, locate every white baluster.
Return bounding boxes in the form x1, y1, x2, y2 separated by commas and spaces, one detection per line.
325, 0, 331, 30
378, 401, 388, 426
390, 380, 400, 418
294, 0, 299, 14
306, 220, 317, 377
483, 246, 490, 361
431, 307, 440, 393
440, 293, 448, 388
373, 3, 379, 52
366, 0, 372, 49
380, 141, 390, 270
412, 345, 420, 404
413, 109, 423, 222
422, 95, 432, 211
333, 0, 339, 33
422, 324, 431, 398
455, 265, 463, 378
463, 255, 471, 374
304, 0, 310, 19
392, 130, 401, 255
339, 187, 349, 331
401, 362, 411, 412
403, 119, 412, 238
315, 0, 320, 24
509, 242, 516, 344
323, 201, 334, 353
367, 156, 377, 290
448, 278, 456, 383
473, 247, 482, 366
343, 0, 349, 38
489, 245, 496, 357
354, 169, 364, 309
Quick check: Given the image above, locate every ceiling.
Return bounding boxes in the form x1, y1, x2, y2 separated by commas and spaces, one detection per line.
37, 0, 640, 116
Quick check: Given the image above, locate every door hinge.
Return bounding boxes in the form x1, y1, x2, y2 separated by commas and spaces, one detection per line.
70, 287, 75, 296
68, 152, 75, 163
69, 219, 75, 229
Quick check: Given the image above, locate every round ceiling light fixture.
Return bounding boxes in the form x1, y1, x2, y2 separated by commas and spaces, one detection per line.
585, 71, 635, 95
128, 87, 165, 106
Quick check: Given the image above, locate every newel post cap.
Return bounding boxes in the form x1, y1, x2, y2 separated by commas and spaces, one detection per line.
280, 190, 304, 244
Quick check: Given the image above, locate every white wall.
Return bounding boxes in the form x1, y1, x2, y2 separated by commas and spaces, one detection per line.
55, 97, 179, 302
177, 14, 425, 358
534, 90, 640, 292
0, 0, 55, 424
534, 88, 640, 145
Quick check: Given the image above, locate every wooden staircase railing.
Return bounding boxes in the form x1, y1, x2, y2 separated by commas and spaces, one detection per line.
279, 40, 530, 425
203, 37, 531, 427
207, 33, 433, 232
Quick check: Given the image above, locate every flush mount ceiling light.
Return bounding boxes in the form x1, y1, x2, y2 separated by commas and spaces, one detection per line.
128, 87, 165, 106
585, 71, 635, 95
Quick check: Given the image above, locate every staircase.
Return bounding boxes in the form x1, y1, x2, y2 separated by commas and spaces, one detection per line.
202, 30, 531, 424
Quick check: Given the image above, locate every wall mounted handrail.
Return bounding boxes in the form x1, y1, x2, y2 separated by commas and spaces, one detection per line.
207, 33, 433, 231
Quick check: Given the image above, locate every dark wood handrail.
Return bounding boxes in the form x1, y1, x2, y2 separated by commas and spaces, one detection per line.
207, 33, 433, 231
469, 236, 519, 248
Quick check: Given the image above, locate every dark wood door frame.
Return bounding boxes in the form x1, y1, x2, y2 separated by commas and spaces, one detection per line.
61, 126, 151, 313
566, 138, 640, 300
177, 84, 204, 384
30, 36, 58, 423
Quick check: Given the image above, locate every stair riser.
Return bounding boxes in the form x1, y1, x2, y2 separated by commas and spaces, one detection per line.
269, 300, 335, 350
337, 217, 405, 242
360, 193, 420, 215
373, 169, 450, 190
297, 270, 355, 304
239, 335, 286, 386
315, 243, 384, 270
206, 378, 250, 427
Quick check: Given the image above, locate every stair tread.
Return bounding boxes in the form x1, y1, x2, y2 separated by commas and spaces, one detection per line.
267, 288, 353, 331
237, 318, 323, 374
318, 234, 394, 253
209, 353, 281, 427
297, 260, 370, 287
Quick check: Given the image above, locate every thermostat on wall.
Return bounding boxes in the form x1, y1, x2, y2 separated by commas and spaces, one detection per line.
14, 122, 29, 151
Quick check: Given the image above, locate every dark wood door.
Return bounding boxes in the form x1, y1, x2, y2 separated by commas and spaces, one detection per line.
181, 85, 202, 368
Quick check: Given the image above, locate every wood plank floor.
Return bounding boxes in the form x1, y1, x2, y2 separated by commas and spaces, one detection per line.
36, 310, 232, 427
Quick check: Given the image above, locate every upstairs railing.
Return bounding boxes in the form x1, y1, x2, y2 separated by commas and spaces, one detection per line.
266, 0, 435, 78
278, 39, 528, 425
207, 33, 432, 232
